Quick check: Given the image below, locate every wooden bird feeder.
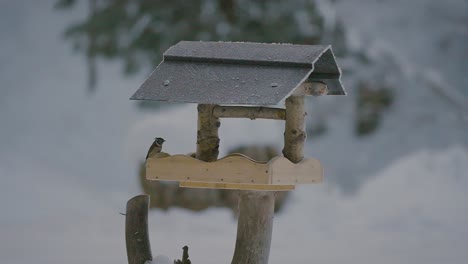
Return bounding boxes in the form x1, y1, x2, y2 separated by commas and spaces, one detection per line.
130, 41, 345, 191
128, 41, 345, 264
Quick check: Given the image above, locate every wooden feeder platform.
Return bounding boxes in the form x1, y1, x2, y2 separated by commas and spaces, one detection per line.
146, 152, 323, 191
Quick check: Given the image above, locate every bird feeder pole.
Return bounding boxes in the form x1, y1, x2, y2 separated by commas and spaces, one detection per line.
232, 190, 275, 264
231, 91, 306, 264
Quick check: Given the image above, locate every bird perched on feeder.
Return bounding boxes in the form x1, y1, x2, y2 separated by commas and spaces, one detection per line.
146, 137, 166, 159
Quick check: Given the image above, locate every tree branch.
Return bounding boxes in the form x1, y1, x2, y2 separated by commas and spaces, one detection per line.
213, 106, 286, 120
126, 195, 152, 264
174, 246, 191, 264
196, 104, 220, 162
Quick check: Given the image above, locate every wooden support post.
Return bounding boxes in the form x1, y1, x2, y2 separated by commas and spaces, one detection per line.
282, 95, 306, 162
213, 106, 286, 120
294, 82, 328, 96
125, 195, 152, 264
196, 104, 220, 162
231, 191, 275, 264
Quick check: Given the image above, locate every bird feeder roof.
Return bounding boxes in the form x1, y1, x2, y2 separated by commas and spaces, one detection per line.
130, 41, 345, 105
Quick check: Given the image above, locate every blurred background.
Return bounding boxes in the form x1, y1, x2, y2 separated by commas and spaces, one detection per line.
1, 0, 467, 263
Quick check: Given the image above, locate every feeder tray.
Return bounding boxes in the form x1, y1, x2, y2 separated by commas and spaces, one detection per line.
146, 152, 323, 191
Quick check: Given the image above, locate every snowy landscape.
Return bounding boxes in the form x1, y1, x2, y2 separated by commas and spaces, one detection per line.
1, 0, 467, 263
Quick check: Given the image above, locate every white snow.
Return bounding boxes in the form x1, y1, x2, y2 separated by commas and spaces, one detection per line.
147, 255, 172, 264
271, 146, 468, 264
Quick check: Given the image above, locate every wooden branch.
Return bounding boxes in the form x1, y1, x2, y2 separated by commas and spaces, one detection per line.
196, 104, 220, 162
174, 246, 191, 264
293, 82, 328, 96
282, 95, 306, 163
231, 191, 275, 264
213, 106, 286, 120
126, 195, 152, 264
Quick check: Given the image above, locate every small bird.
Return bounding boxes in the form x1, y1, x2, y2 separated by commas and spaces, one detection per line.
146, 137, 166, 159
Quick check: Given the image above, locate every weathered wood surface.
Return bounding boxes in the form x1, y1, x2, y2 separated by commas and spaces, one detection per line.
146, 154, 323, 185
231, 191, 275, 264
179, 181, 295, 191
196, 104, 220, 162
213, 105, 286, 120
269, 157, 323, 184
282, 95, 306, 163
125, 195, 152, 264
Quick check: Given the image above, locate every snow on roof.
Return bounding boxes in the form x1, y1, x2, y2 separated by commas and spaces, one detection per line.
130, 41, 345, 105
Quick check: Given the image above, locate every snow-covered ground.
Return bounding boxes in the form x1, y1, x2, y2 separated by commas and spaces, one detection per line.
1, 1, 467, 263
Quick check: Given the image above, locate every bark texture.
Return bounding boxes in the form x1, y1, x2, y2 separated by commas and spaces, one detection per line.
125, 195, 152, 264
213, 106, 286, 120
231, 191, 275, 264
196, 104, 220, 162
293, 82, 328, 96
282, 95, 306, 163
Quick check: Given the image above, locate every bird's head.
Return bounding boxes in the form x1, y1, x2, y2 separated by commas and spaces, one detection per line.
154, 137, 166, 146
